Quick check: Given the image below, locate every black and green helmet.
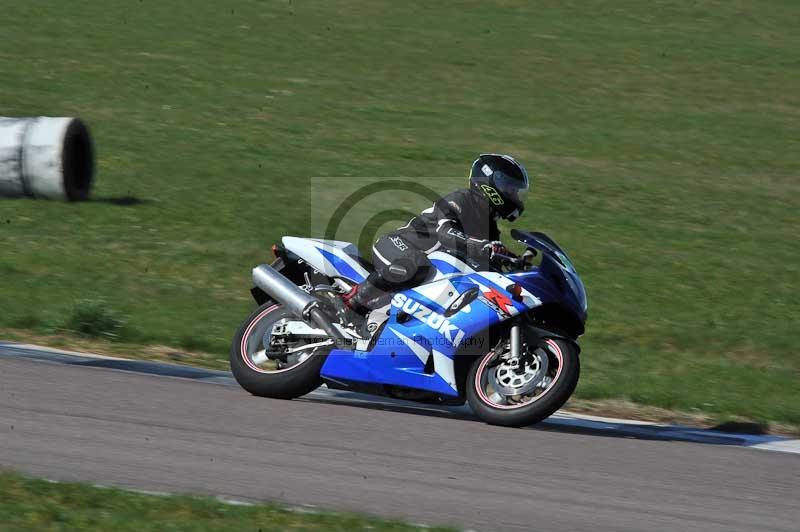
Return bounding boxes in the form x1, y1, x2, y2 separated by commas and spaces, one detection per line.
469, 153, 530, 221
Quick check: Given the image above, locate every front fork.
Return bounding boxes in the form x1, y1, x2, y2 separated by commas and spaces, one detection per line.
509, 321, 522, 359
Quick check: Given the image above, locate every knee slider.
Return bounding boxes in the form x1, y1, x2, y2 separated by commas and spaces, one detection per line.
385, 258, 417, 284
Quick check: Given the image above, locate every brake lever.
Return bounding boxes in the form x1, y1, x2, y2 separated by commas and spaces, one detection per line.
491, 252, 523, 270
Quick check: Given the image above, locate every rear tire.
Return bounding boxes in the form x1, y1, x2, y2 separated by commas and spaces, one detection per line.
230, 302, 326, 399
466, 338, 579, 427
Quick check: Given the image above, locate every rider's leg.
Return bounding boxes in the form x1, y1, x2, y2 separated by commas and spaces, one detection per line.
344, 235, 427, 315
342, 272, 387, 315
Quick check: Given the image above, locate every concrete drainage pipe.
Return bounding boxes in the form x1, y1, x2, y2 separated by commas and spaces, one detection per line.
0, 117, 95, 201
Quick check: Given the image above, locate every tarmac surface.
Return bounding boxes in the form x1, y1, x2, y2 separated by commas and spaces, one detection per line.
1, 351, 798, 531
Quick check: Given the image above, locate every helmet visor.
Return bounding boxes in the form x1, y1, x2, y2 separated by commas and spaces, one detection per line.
493, 171, 529, 208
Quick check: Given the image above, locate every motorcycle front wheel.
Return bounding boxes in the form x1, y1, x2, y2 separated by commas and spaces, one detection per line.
466, 337, 579, 427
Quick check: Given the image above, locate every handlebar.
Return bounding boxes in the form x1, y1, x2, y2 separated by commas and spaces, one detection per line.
438, 247, 534, 272
491, 251, 524, 270
491, 249, 538, 272
492, 251, 519, 263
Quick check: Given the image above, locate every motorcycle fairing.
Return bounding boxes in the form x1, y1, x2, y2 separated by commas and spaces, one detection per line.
426, 250, 475, 279
282, 237, 370, 283
280, 238, 479, 285
509, 229, 588, 321
320, 270, 543, 397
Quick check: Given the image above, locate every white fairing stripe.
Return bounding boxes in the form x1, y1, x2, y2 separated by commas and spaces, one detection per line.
430, 269, 449, 282
389, 327, 429, 363
410, 278, 459, 309
315, 239, 371, 279
283, 237, 370, 280
474, 271, 542, 310
309, 238, 358, 253
390, 328, 457, 391
427, 251, 475, 274
432, 350, 457, 390
283, 237, 331, 274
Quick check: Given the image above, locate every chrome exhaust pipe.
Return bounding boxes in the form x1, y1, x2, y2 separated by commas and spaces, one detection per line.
251, 264, 344, 342
252, 264, 316, 319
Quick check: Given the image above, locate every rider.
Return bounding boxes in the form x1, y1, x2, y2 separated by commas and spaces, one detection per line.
343, 153, 530, 315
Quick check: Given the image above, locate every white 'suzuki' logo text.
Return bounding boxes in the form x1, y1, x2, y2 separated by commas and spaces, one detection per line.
391, 293, 465, 345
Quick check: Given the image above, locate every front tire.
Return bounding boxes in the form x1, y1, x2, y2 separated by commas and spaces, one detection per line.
230, 302, 327, 399
466, 338, 579, 427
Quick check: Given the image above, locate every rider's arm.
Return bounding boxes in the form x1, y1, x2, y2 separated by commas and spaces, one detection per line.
437, 220, 489, 258
430, 197, 490, 260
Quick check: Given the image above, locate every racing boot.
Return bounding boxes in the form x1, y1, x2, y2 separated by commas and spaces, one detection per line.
342, 281, 386, 317
343, 281, 391, 337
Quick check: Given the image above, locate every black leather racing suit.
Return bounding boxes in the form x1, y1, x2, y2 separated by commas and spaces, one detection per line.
366, 188, 500, 293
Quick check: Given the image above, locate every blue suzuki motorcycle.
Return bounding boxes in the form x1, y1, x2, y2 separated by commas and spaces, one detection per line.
230, 229, 587, 427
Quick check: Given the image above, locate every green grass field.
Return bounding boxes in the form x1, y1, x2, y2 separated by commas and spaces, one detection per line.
0, 471, 453, 531
1, 1, 798, 424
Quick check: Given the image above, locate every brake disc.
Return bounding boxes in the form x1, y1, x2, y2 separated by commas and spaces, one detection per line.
488, 346, 550, 396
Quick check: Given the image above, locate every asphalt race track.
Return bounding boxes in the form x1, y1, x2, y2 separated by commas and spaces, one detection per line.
1, 346, 798, 532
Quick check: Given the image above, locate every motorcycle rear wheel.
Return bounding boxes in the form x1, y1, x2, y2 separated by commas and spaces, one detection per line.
230, 302, 327, 399
466, 338, 579, 427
